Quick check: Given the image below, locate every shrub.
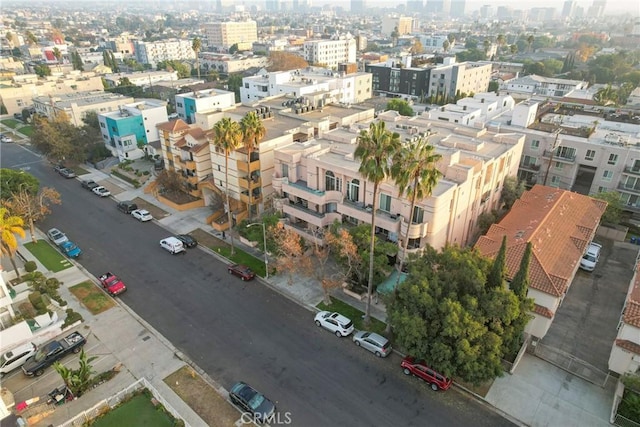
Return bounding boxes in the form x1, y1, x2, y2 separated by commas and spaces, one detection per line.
24, 261, 37, 273
143, 170, 150, 175
62, 309, 83, 328
29, 291, 47, 314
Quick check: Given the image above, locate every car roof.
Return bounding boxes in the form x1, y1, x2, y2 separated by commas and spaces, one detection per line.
330, 312, 350, 323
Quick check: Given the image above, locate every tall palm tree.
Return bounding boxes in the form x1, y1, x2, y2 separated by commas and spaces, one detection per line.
213, 117, 243, 255
527, 35, 535, 53
355, 121, 401, 326
391, 137, 442, 285
240, 112, 266, 219
192, 37, 202, 79
52, 47, 62, 71
0, 207, 26, 279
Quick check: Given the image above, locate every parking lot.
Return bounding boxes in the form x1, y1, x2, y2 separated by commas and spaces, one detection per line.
540, 238, 638, 371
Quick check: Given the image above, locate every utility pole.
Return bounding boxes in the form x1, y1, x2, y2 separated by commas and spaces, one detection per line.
543, 128, 563, 186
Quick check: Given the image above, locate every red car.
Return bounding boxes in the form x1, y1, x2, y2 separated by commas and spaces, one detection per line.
99, 272, 127, 296
227, 264, 255, 281
400, 356, 452, 391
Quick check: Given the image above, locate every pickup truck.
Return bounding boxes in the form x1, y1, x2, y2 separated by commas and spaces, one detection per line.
99, 272, 127, 296
22, 332, 86, 377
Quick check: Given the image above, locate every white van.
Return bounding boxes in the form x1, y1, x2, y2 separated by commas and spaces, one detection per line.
160, 236, 185, 254
0, 342, 36, 376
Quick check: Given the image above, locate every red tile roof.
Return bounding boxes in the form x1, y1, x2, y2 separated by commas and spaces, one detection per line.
157, 119, 190, 132
616, 339, 640, 355
475, 185, 606, 297
533, 304, 554, 318
624, 269, 640, 328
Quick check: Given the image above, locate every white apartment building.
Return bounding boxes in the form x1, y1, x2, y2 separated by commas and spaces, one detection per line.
175, 88, 237, 124
610, 263, 640, 375
240, 67, 371, 106
33, 91, 134, 126
427, 92, 517, 127
303, 37, 357, 69
199, 52, 269, 75
0, 71, 104, 115
429, 61, 492, 99
203, 20, 258, 50
134, 39, 194, 68
103, 70, 178, 88
272, 110, 525, 253
500, 74, 589, 99
418, 34, 450, 52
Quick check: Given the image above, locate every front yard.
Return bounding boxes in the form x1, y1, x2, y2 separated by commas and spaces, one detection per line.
69, 281, 116, 314
89, 393, 175, 427
23, 240, 73, 272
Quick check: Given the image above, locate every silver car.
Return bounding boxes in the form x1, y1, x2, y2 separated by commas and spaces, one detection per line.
46, 228, 69, 246
353, 331, 392, 357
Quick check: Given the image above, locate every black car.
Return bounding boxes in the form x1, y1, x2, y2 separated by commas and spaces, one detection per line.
229, 382, 275, 424
117, 201, 138, 214
81, 180, 99, 190
175, 234, 198, 248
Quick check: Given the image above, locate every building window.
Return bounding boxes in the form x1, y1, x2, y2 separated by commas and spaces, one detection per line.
347, 179, 359, 202
531, 139, 539, 150
177, 102, 183, 107
603, 170, 613, 181
551, 176, 561, 186
554, 162, 563, 170
282, 164, 288, 178
412, 206, 424, 224
608, 154, 618, 165
379, 193, 391, 212
407, 237, 421, 249
325, 171, 342, 192
585, 150, 595, 161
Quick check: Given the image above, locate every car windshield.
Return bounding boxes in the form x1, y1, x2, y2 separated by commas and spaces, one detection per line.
65, 243, 77, 251
33, 347, 49, 362
583, 254, 597, 262
344, 321, 353, 329
248, 392, 266, 410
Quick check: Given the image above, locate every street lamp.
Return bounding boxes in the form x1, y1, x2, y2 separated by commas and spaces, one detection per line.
246, 222, 268, 279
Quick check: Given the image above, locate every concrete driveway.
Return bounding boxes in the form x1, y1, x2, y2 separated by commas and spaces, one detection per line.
540, 238, 638, 371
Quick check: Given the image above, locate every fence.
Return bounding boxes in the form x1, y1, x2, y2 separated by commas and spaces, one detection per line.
57, 377, 189, 427
533, 341, 610, 387
614, 414, 640, 427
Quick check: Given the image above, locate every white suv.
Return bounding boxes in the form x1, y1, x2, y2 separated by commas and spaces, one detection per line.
580, 242, 602, 272
314, 311, 354, 337
0, 342, 36, 377
160, 237, 185, 254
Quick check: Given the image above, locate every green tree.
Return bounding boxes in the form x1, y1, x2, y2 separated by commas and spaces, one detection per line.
229, 43, 239, 54
34, 64, 52, 77
391, 137, 442, 284
226, 74, 243, 102
212, 117, 243, 255
53, 349, 97, 397
240, 112, 266, 219
488, 81, 499, 92
25, 30, 38, 45
500, 176, 525, 210
502, 242, 535, 356
486, 236, 507, 289
0, 169, 39, 200
71, 51, 84, 71
592, 191, 620, 225
192, 37, 202, 79
3, 185, 61, 243
355, 121, 401, 326
527, 35, 535, 53
386, 99, 414, 116
442, 40, 450, 52
157, 60, 190, 78
52, 47, 62, 71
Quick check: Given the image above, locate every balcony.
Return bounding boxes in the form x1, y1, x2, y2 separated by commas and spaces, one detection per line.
624, 167, 640, 176
400, 218, 429, 240
618, 182, 640, 195
240, 190, 262, 205
237, 158, 260, 173
284, 222, 324, 246
543, 150, 576, 163
238, 175, 261, 191
282, 180, 342, 205
519, 162, 540, 172
283, 203, 341, 227
339, 199, 374, 223
374, 210, 401, 232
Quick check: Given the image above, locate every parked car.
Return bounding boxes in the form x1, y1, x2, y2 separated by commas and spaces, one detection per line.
353, 331, 392, 357
59, 241, 82, 258
22, 332, 86, 377
92, 186, 111, 197
227, 264, 255, 281
580, 242, 602, 272
314, 311, 354, 337
81, 179, 99, 190
99, 272, 127, 296
160, 237, 185, 254
175, 234, 198, 248
229, 381, 276, 424
154, 159, 164, 171
117, 201, 138, 214
0, 342, 36, 377
53, 164, 66, 174
0, 134, 13, 143
400, 356, 452, 391
58, 168, 76, 178
131, 209, 153, 222
46, 228, 68, 246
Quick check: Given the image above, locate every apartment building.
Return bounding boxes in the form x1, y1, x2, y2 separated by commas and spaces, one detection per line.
610, 262, 640, 375
476, 185, 606, 339
199, 52, 268, 75
381, 16, 413, 36
366, 61, 430, 100
134, 39, 194, 68
418, 34, 450, 52
426, 92, 517, 127
240, 67, 371, 106
0, 71, 104, 115
203, 20, 258, 50
501, 74, 588, 99
33, 91, 134, 126
303, 36, 357, 69
272, 110, 524, 252
98, 99, 168, 160
103, 70, 178, 88
174, 88, 236, 124
429, 60, 492, 100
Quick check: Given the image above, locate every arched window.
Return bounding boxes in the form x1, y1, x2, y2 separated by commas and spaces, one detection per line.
348, 179, 359, 202
325, 171, 342, 192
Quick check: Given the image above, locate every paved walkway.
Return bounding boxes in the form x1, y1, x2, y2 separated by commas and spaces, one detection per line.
4, 160, 618, 427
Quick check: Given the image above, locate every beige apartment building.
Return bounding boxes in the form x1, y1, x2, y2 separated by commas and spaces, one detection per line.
0, 71, 104, 115
33, 91, 134, 126
203, 20, 258, 50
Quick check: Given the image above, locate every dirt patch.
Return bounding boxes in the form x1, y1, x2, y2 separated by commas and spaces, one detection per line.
189, 229, 229, 251
69, 281, 116, 314
164, 366, 239, 427
160, 191, 200, 204
132, 197, 170, 219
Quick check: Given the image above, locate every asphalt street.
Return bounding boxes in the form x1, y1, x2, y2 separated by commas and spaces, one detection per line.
1, 143, 515, 427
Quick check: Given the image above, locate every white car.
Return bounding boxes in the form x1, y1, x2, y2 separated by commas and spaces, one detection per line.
314, 311, 354, 337
131, 209, 153, 222
0, 134, 13, 143
46, 228, 68, 246
0, 342, 36, 377
92, 186, 111, 197
580, 242, 602, 272
160, 236, 185, 254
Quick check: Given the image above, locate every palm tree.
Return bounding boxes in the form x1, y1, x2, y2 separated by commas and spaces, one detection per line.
52, 47, 62, 71
355, 121, 401, 326
391, 138, 442, 284
192, 37, 202, 79
0, 207, 26, 279
213, 117, 243, 255
240, 112, 266, 219
527, 35, 535, 53
496, 34, 506, 54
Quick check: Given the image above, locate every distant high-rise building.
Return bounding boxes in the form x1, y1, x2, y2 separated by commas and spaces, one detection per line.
587, 0, 606, 18
562, 0, 577, 18
406, 0, 423, 13
450, 0, 466, 18
293, 0, 312, 10
496, 6, 512, 19
479, 4, 493, 19
265, 0, 281, 11
381, 16, 413, 36
351, 0, 366, 12
425, 0, 451, 16
203, 20, 258, 49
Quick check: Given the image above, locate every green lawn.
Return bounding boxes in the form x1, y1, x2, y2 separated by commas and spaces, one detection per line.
23, 240, 72, 272
89, 394, 175, 427
17, 125, 33, 137
1, 119, 21, 129
214, 245, 267, 277
317, 296, 387, 336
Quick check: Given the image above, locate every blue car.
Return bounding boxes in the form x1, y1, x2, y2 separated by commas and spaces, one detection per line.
59, 241, 82, 258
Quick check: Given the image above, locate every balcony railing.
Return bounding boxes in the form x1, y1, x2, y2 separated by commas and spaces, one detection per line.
237, 158, 260, 173
519, 162, 540, 172
543, 150, 576, 163
618, 182, 640, 194
624, 167, 640, 176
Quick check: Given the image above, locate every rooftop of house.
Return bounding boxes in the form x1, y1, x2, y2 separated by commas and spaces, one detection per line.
33, 91, 133, 108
